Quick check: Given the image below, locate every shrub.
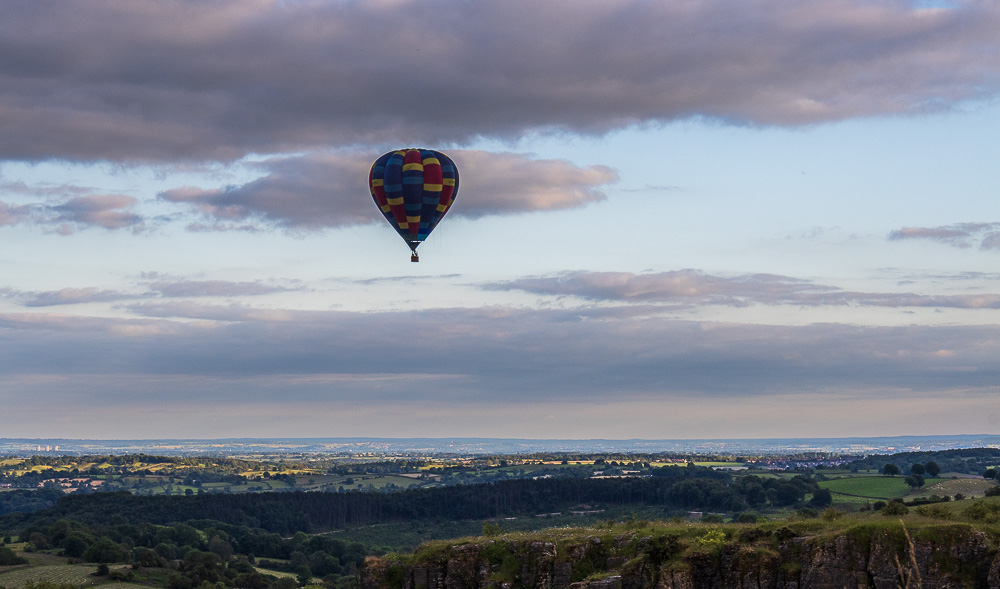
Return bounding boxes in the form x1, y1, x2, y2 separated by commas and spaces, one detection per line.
821, 507, 843, 521
882, 500, 909, 516
915, 504, 952, 519
963, 501, 1000, 523
732, 512, 761, 524
796, 507, 819, 519
0, 545, 28, 566
109, 569, 135, 581
695, 529, 727, 552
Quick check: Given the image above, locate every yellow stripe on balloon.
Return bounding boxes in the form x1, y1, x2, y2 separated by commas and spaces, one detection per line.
402, 163, 424, 172
407, 216, 420, 223
387, 197, 404, 205
424, 183, 443, 191
443, 178, 455, 186
371, 179, 384, 187
423, 157, 440, 166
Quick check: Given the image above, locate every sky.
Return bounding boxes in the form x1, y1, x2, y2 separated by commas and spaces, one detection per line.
1, 0, 999, 441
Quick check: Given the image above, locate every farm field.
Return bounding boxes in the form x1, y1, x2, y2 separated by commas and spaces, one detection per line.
906, 477, 996, 499
0, 563, 99, 588
818, 476, 912, 500
254, 566, 299, 579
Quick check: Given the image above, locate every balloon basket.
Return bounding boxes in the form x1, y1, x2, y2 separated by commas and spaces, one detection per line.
411, 252, 419, 262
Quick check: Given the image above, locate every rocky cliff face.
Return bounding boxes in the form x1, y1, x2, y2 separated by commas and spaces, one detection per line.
361, 523, 1000, 589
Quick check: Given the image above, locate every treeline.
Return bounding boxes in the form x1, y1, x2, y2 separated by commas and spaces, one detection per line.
11, 517, 364, 589
847, 448, 1000, 476
3, 466, 823, 536
0, 488, 64, 516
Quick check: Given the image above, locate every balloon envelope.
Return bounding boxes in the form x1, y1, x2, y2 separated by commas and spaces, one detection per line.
369, 148, 459, 255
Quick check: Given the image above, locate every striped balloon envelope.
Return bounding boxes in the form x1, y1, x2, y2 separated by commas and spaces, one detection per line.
368, 148, 459, 262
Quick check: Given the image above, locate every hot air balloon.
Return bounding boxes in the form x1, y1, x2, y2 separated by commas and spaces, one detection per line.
369, 148, 459, 262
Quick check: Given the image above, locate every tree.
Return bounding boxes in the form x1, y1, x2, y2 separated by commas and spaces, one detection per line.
809, 488, 833, 508
924, 461, 940, 477
904, 474, 925, 489
883, 464, 900, 476
910, 463, 925, 475
63, 533, 92, 558
768, 482, 805, 507
84, 538, 129, 563
295, 565, 313, 586
208, 536, 234, 561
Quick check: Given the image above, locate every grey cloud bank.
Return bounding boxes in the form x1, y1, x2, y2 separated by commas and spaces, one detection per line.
1, 304, 997, 407
2, 0, 999, 162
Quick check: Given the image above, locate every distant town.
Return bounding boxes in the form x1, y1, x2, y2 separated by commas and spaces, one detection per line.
1, 434, 998, 458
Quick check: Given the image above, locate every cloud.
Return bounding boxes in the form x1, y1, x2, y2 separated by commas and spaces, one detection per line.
0, 194, 143, 233
3, 278, 299, 307
0, 201, 34, 227
2, 0, 999, 162
889, 222, 1000, 250
486, 270, 1000, 309
0, 177, 94, 198
160, 151, 616, 230
145, 279, 301, 298
49, 194, 143, 232
1, 304, 998, 406
20, 287, 140, 307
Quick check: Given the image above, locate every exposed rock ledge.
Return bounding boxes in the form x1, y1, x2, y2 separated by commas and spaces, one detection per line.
361, 522, 1000, 589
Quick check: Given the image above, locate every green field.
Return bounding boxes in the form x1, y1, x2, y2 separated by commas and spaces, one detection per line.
818, 476, 912, 500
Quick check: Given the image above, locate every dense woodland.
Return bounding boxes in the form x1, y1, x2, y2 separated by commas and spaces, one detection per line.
2, 466, 827, 534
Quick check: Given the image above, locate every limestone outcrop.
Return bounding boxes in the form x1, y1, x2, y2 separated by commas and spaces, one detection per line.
361, 523, 1000, 589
